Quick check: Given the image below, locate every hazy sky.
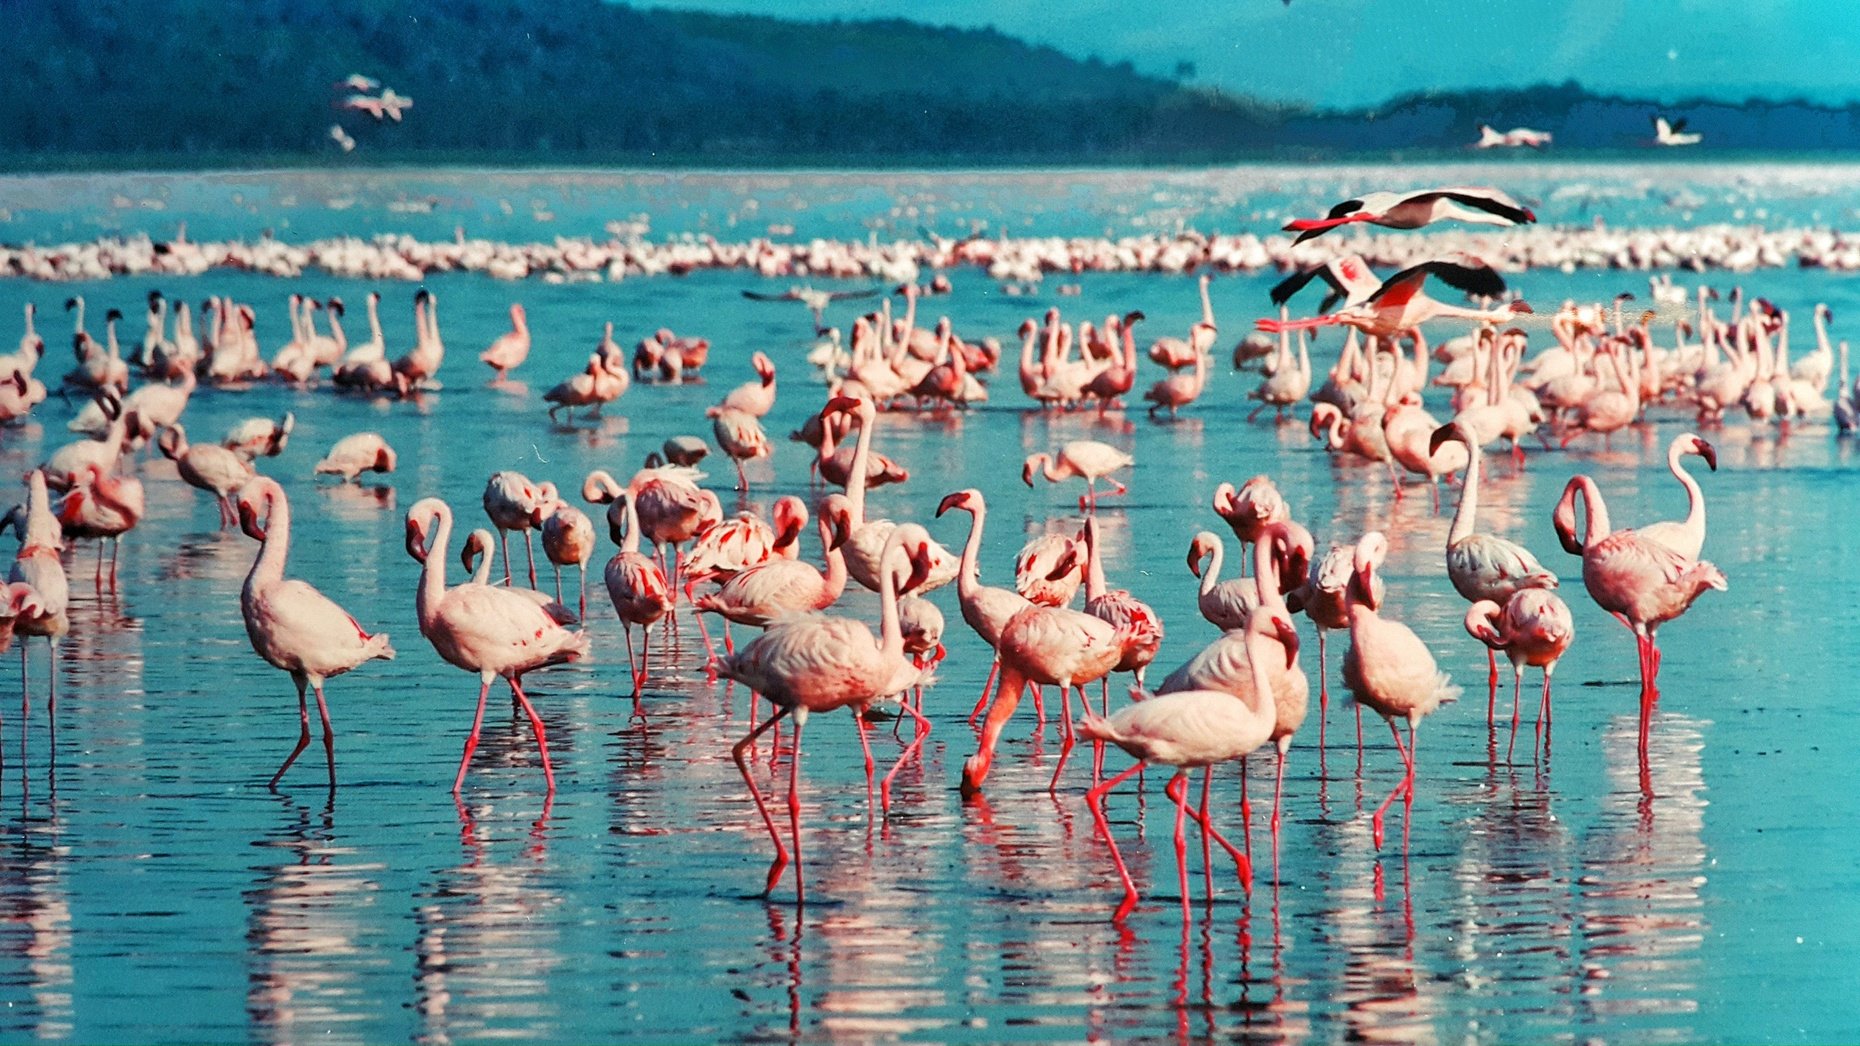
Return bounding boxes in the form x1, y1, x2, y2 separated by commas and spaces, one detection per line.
644, 0, 1860, 108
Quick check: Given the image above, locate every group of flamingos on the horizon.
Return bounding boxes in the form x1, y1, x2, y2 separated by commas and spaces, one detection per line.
6, 185, 1792, 922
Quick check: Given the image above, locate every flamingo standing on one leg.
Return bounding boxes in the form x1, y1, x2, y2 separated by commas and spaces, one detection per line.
405, 497, 591, 795
1464, 591, 1574, 762
1342, 532, 1461, 849
1552, 475, 1725, 769
602, 491, 673, 701
233, 477, 395, 789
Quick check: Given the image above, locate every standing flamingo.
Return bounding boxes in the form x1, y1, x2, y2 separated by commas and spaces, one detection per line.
405, 498, 590, 795
478, 303, 530, 383
1428, 422, 1559, 724
54, 464, 143, 591
708, 406, 772, 492
234, 477, 395, 789
1342, 532, 1461, 848
482, 471, 552, 588
692, 496, 853, 650
1464, 591, 1574, 761
313, 433, 398, 484
1079, 514, 1163, 701
541, 502, 596, 619
1022, 440, 1133, 512
719, 527, 932, 900
935, 489, 1036, 727
1636, 433, 1717, 560
2, 472, 68, 732
1552, 475, 1725, 765
602, 491, 674, 699
821, 396, 959, 593
1212, 476, 1288, 575
157, 423, 254, 527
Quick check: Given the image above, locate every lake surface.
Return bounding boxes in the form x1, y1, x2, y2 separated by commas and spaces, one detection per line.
0, 165, 1853, 1042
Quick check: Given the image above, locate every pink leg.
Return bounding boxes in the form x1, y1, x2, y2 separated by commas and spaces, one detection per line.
788, 713, 808, 905
732, 706, 792, 895
1271, 743, 1288, 838
269, 674, 312, 789
881, 700, 933, 814
499, 531, 514, 586
1317, 629, 1329, 754
578, 564, 588, 620
312, 679, 336, 790
1165, 771, 1192, 923
967, 657, 999, 726
1636, 633, 1654, 763
1084, 761, 1146, 921
1486, 648, 1498, 727
624, 626, 641, 698
1506, 666, 1524, 763
524, 532, 538, 589
1370, 718, 1415, 850
509, 677, 554, 793
1239, 759, 1253, 863
453, 676, 492, 794
854, 709, 876, 809
1196, 769, 1214, 903
553, 564, 563, 605
1030, 684, 1046, 730
1047, 685, 1078, 792
1185, 767, 1250, 888
1536, 668, 1553, 755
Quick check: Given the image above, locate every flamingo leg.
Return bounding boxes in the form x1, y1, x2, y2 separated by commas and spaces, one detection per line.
1029, 684, 1046, 732
1239, 758, 1253, 863
509, 677, 555, 794
624, 626, 640, 699
1486, 648, 1498, 727
578, 563, 587, 620
1371, 718, 1416, 850
1184, 766, 1250, 888
881, 700, 933, 815
1317, 629, 1329, 754
1195, 769, 1214, 904
1636, 632, 1655, 762
1537, 666, 1554, 755
552, 564, 563, 604
732, 705, 792, 896
854, 709, 876, 809
962, 665, 1026, 797
1047, 684, 1077, 793
1506, 665, 1524, 763
1165, 771, 1192, 923
452, 675, 492, 795
499, 530, 513, 586
270, 673, 312, 789
523, 532, 538, 589
312, 679, 336, 791
638, 628, 652, 702
1084, 760, 1147, 921
788, 712, 808, 905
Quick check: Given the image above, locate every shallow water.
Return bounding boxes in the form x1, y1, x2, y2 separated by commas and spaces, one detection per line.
0, 169, 1854, 1042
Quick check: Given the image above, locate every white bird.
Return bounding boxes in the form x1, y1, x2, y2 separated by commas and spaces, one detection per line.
1653, 116, 1702, 147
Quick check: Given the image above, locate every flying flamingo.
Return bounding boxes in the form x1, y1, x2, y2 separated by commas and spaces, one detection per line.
1429, 422, 1559, 724
157, 423, 254, 527
313, 433, 398, 484
405, 497, 590, 795
1464, 591, 1574, 762
478, 303, 530, 383
1269, 254, 1383, 314
234, 477, 395, 789
935, 489, 1036, 727
1022, 440, 1133, 512
1342, 532, 1462, 849
719, 527, 933, 901
601, 491, 674, 700
482, 471, 553, 588
1281, 186, 1536, 244
1080, 572, 1298, 921
1552, 475, 1725, 765
3, 472, 69, 725
540, 502, 596, 619
1255, 257, 1532, 340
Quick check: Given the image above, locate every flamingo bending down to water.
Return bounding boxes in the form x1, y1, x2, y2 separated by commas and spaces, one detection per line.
601, 491, 674, 699
1022, 440, 1133, 512
157, 423, 254, 527
1464, 592, 1573, 761
1080, 583, 1297, 921
314, 432, 398, 483
718, 527, 934, 901
1282, 187, 1536, 244
405, 497, 591, 795
1342, 532, 1461, 849
235, 477, 395, 789
1552, 474, 1725, 766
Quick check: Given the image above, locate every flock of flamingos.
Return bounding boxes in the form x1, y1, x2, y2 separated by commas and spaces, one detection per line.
10, 182, 1835, 923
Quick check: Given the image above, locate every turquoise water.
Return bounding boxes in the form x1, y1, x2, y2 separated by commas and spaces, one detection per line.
0, 168, 1853, 1042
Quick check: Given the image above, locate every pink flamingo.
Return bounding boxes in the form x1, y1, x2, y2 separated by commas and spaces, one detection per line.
1282, 187, 1535, 244
719, 527, 933, 901
234, 477, 395, 789
478, 303, 530, 382
1142, 342, 1208, 418
718, 351, 777, 416
54, 464, 143, 590
405, 497, 590, 795
820, 396, 958, 593
586, 462, 720, 594
1014, 531, 1084, 608
1212, 476, 1288, 575
459, 530, 578, 625
1081, 592, 1296, 921
816, 410, 909, 490
707, 406, 771, 492
313, 433, 398, 483
157, 423, 253, 527
1079, 514, 1163, 699
602, 491, 673, 699
681, 497, 806, 658
934, 489, 1036, 727
1464, 591, 1574, 761
540, 502, 596, 619
1552, 475, 1726, 764
1429, 422, 1559, 722
1288, 542, 1381, 750
482, 471, 552, 588
692, 496, 852, 643
1022, 440, 1133, 512
1256, 257, 1532, 340
3, 472, 69, 723
1187, 531, 1260, 631
1636, 433, 1717, 560
1342, 532, 1462, 848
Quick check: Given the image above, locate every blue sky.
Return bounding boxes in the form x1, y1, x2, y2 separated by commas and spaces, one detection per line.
644, 0, 1860, 108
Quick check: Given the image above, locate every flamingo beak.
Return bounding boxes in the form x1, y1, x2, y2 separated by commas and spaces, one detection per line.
238, 501, 266, 542
1695, 438, 1718, 470
827, 512, 851, 551
934, 491, 965, 518
1186, 541, 1205, 577
1046, 545, 1079, 581
1511, 301, 1535, 315
404, 518, 428, 562
1428, 424, 1456, 456
904, 542, 933, 593
1020, 461, 1035, 487
1274, 615, 1301, 666
822, 395, 862, 415
460, 540, 477, 573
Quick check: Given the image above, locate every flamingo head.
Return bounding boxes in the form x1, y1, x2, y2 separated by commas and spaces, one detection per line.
752, 352, 775, 384
821, 494, 853, 551
1351, 531, 1388, 610
105, 308, 124, 324
1507, 301, 1535, 316
1018, 318, 1036, 338
1551, 479, 1585, 555
375, 445, 398, 473
1045, 540, 1082, 581
1269, 521, 1314, 593
935, 489, 978, 518
1463, 600, 1506, 648
1020, 454, 1045, 488
237, 495, 267, 542
903, 538, 935, 594
460, 530, 488, 574
1427, 422, 1466, 457
1689, 435, 1718, 471
770, 496, 808, 547
1186, 532, 1216, 578
820, 395, 866, 420
1210, 481, 1238, 517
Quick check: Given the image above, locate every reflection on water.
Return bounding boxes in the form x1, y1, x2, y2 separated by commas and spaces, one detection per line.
0, 168, 1846, 1039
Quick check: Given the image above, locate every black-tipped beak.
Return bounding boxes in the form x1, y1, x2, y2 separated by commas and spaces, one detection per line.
904, 543, 933, 593
1046, 546, 1079, 581
239, 502, 266, 542
404, 519, 428, 562
1696, 439, 1718, 471
1274, 616, 1301, 667
1428, 424, 1456, 456
935, 492, 964, 518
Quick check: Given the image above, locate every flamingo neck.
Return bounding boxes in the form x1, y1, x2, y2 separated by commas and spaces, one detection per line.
621, 494, 643, 555
818, 517, 849, 607
368, 297, 383, 344
1198, 541, 1222, 601
955, 504, 985, 600
1083, 521, 1106, 602
1198, 276, 1214, 327
844, 408, 874, 523
417, 505, 452, 628
1448, 437, 1481, 547
248, 487, 291, 589
1669, 444, 1707, 548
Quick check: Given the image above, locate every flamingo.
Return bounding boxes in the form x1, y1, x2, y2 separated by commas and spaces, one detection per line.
1282, 187, 1536, 244
1022, 440, 1133, 512
681, 497, 806, 657
1428, 422, 1559, 723
482, 471, 552, 588
1464, 592, 1574, 762
601, 491, 674, 699
1142, 340, 1208, 418
708, 407, 772, 492
820, 396, 958, 594
1013, 531, 1084, 608
544, 352, 629, 422
1288, 542, 1381, 751
719, 526, 933, 900
157, 423, 254, 527
1635, 433, 1717, 561
692, 495, 852, 645
1147, 273, 1217, 370
585, 461, 720, 594
1187, 531, 1259, 631
224, 412, 295, 462
233, 477, 395, 789
313, 433, 398, 483
1653, 116, 1702, 146
478, 303, 530, 382
718, 352, 777, 416
540, 502, 596, 619
3, 472, 69, 728
1342, 532, 1461, 849
54, 464, 143, 591
1080, 515, 1163, 698
816, 411, 908, 490
404, 497, 590, 795
1269, 254, 1382, 315
935, 489, 1036, 727
1256, 257, 1531, 340
1081, 594, 1296, 921
1552, 475, 1725, 765
1211, 476, 1288, 574
458, 530, 578, 626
